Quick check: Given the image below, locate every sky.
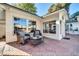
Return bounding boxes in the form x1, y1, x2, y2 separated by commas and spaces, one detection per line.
35, 3, 52, 16
35, 3, 79, 16
69, 3, 79, 15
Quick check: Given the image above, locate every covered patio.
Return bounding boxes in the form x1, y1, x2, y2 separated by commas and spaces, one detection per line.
0, 3, 69, 43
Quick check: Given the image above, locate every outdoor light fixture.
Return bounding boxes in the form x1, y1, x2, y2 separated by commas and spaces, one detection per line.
56, 20, 60, 24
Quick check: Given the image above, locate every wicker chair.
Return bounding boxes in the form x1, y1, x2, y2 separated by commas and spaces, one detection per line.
30, 30, 43, 46
17, 31, 30, 45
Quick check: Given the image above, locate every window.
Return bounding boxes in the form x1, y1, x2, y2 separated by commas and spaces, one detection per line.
14, 17, 27, 34
70, 24, 72, 27
70, 24, 73, 31
43, 22, 49, 33
14, 17, 36, 33
14, 17, 36, 32
65, 24, 69, 31
28, 20, 36, 32
43, 21, 56, 34
75, 17, 77, 20
49, 21, 56, 33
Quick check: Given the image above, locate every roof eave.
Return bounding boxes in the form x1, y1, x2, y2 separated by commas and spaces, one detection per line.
43, 8, 66, 18
0, 3, 42, 19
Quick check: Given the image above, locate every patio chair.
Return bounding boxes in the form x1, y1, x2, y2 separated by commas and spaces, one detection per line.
17, 31, 30, 45
30, 30, 44, 46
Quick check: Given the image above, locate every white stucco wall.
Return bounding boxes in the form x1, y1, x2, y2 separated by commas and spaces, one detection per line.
42, 9, 68, 40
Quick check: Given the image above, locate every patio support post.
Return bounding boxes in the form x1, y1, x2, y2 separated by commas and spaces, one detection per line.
5, 8, 17, 43
26, 20, 28, 32
56, 20, 61, 40
61, 17, 66, 37
36, 20, 43, 33
60, 13, 66, 38
57, 12, 66, 40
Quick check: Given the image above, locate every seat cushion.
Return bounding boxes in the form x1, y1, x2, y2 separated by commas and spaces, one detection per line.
24, 36, 29, 40
35, 31, 40, 35
32, 37, 37, 40
35, 35, 42, 39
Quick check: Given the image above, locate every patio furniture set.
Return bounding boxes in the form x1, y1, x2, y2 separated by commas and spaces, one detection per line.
15, 29, 44, 46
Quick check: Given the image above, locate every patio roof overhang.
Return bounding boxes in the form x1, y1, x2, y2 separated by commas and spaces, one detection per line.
0, 3, 42, 20
43, 12, 59, 19
43, 9, 67, 18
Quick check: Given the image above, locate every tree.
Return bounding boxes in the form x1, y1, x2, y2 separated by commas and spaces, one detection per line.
15, 3, 37, 14
48, 3, 71, 15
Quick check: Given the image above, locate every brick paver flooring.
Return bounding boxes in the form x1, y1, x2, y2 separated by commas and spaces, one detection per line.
8, 35, 79, 56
